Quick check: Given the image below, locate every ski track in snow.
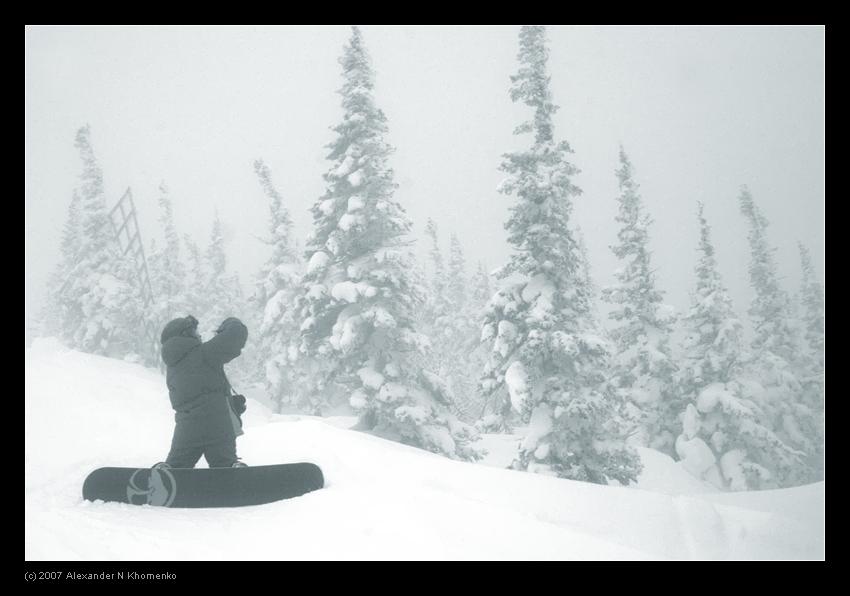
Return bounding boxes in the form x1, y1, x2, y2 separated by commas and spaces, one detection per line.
25, 339, 824, 560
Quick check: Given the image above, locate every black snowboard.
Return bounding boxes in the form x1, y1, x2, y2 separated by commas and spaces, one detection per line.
82, 463, 324, 508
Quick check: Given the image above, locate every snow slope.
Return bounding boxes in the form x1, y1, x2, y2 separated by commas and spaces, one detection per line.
25, 339, 824, 560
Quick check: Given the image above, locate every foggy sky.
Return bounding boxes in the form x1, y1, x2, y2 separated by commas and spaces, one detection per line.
25, 25, 825, 342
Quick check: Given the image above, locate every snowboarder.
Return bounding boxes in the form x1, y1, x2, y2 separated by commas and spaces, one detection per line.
157, 315, 249, 469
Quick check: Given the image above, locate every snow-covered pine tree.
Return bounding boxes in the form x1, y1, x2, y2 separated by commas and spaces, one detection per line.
676, 203, 798, 490
147, 182, 189, 343
797, 242, 824, 374
293, 26, 480, 459
601, 147, 679, 456
794, 241, 824, 475
424, 218, 448, 316
252, 159, 305, 411
60, 190, 84, 274
418, 221, 481, 421
182, 233, 207, 319
447, 234, 467, 312
467, 262, 498, 427
738, 186, 817, 486
574, 226, 598, 317
419, 218, 450, 374
480, 26, 640, 484
199, 213, 243, 335
42, 190, 83, 340
441, 233, 486, 422
472, 262, 492, 310
58, 125, 147, 360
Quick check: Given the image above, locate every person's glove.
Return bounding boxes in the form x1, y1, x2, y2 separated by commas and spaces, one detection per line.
216, 317, 241, 334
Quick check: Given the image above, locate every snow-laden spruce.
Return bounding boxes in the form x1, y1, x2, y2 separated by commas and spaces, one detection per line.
44, 125, 148, 361
418, 220, 489, 423
574, 226, 599, 318
797, 243, 825, 373
601, 148, 679, 456
182, 233, 205, 316
793, 242, 825, 477
480, 26, 640, 484
198, 214, 244, 336
251, 159, 305, 410
444, 234, 491, 422
42, 189, 82, 340
147, 182, 190, 341
738, 186, 820, 486
423, 218, 449, 328
468, 262, 494, 424
471, 262, 493, 316
418, 219, 451, 392
676, 203, 798, 490
291, 27, 480, 460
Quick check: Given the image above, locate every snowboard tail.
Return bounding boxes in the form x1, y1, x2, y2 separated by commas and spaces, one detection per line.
82, 463, 324, 508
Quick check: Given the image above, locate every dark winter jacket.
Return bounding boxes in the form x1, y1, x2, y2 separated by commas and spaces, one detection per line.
161, 317, 248, 449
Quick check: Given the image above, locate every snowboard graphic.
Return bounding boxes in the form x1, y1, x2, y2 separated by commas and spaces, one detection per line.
82, 463, 324, 508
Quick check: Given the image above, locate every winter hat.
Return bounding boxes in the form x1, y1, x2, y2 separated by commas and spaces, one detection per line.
160, 315, 199, 344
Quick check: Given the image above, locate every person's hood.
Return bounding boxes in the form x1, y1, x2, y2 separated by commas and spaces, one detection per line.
161, 317, 195, 344
161, 336, 201, 366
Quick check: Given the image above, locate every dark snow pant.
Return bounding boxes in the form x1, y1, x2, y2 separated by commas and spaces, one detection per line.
166, 438, 239, 468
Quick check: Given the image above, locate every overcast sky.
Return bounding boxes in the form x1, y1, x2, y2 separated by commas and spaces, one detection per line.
25, 25, 825, 342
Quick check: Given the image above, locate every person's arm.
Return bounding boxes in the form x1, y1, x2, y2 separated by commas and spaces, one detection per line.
201, 317, 248, 366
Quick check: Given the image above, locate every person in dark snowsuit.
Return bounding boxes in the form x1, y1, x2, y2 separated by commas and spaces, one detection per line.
158, 315, 249, 468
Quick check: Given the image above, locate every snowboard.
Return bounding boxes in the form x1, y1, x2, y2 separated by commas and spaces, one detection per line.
82, 463, 324, 508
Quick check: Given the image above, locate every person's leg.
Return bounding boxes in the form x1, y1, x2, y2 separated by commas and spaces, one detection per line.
203, 439, 241, 468
165, 444, 203, 469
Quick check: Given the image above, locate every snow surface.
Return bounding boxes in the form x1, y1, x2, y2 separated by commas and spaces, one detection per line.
25, 339, 824, 560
